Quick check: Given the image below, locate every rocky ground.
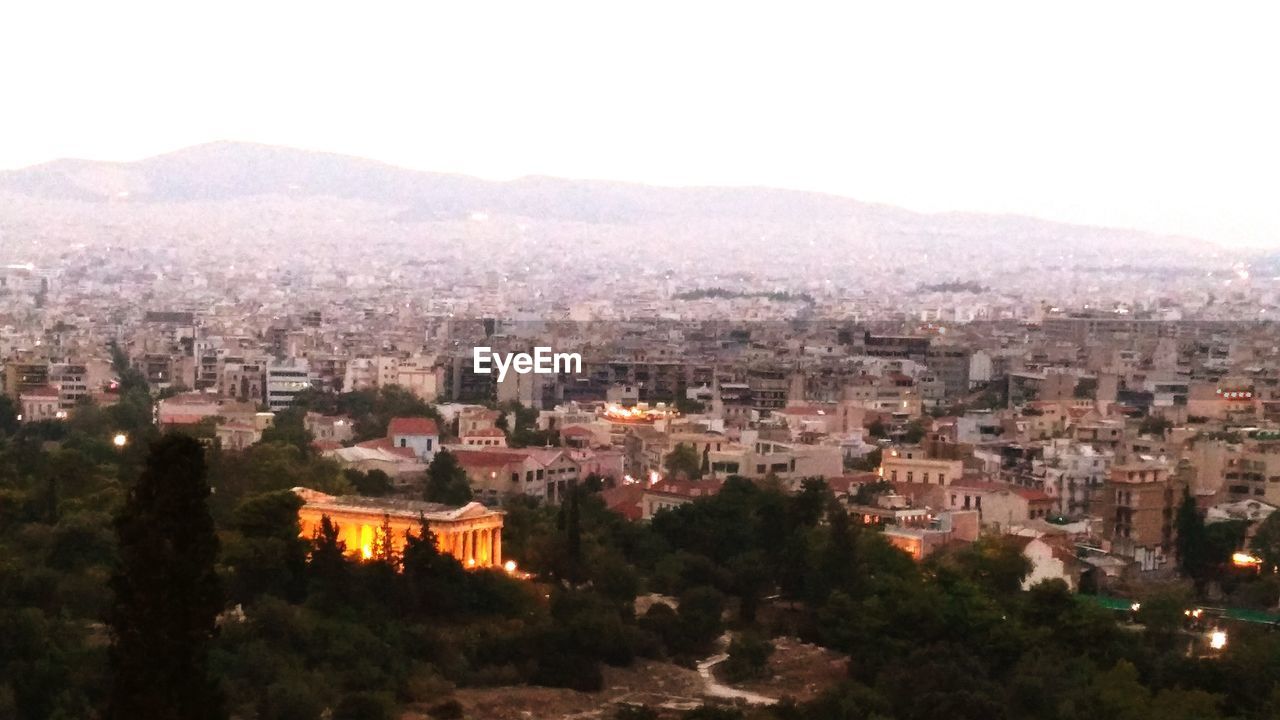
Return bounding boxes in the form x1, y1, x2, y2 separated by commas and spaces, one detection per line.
404, 637, 845, 720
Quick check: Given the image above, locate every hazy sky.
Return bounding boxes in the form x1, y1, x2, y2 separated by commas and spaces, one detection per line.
3, 2, 1278, 247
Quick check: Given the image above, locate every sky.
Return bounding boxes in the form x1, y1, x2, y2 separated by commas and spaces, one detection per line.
2, 1, 1278, 247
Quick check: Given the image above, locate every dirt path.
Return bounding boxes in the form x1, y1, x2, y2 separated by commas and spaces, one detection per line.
695, 639, 779, 706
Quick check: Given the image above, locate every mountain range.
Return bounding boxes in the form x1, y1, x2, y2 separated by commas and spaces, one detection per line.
0, 142, 1211, 259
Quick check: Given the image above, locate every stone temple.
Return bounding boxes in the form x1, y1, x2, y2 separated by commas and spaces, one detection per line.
292, 487, 505, 568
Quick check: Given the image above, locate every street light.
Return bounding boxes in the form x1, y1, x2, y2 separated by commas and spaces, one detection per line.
1210, 630, 1228, 651
113, 433, 128, 448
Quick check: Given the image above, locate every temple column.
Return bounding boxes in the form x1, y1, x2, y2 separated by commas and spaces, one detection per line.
481, 528, 491, 565
464, 530, 474, 563
493, 528, 502, 566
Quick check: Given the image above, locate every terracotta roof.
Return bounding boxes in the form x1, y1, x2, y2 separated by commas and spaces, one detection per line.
561, 425, 596, 437
949, 479, 1054, 503
463, 427, 506, 437
601, 485, 645, 521
159, 414, 208, 426
645, 478, 724, 499
388, 417, 439, 436
453, 449, 524, 468
827, 473, 880, 494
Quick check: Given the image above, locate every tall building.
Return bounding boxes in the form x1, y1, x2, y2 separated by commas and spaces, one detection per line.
1101, 461, 1179, 570
266, 359, 314, 411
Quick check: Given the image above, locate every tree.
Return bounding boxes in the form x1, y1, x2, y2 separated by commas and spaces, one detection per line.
425, 449, 473, 505
373, 513, 396, 564
401, 519, 469, 617
867, 419, 887, 439
676, 586, 725, 655
557, 480, 584, 583
258, 407, 314, 455
107, 435, 225, 720
1139, 415, 1174, 437
722, 631, 774, 682
1176, 486, 1208, 584
0, 395, 18, 437
1252, 511, 1280, 572
901, 420, 927, 444
846, 446, 882, 472
344, 468, 393, 496
223, 490, 309, 604
664, 443, 703, 480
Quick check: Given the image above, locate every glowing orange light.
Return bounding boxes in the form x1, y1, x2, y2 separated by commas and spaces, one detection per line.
1232, 552, 1263, 567
503, 560, 517, 573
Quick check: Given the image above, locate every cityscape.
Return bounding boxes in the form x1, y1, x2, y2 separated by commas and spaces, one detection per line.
3, 3, 1280, 720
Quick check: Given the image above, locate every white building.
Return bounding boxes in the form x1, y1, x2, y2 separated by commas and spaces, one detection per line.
266, 359, 314, 411
387, 417, 440, 462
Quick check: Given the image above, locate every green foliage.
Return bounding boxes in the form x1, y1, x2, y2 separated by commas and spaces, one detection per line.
4, 398, 1280, 720
1139, 415, 1174, 436
676, 396, 706, 415
208, 442, 350, 519
343, 468, 393, 496
223, 491, 309, 605
901, 420, 926, 444
1176, 486, 1208, 583
722, 631, 774, 682
259, 407, 314, 456
845, 447, 882, 473
108, 435, 225, 720
0, 395, 18, 437
425, 450, 473, 505
866, 418, 887, 439
664, 442, 703, 480
332, 692, 395, 720
1251, 511, 1280, 572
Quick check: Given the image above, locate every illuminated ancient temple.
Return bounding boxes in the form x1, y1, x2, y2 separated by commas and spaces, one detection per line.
292, 487, 504, 567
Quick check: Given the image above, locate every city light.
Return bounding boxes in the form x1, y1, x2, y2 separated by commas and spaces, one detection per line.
503, 560, 517, 573
1232, 552, 1263, 567
113, 433, 128, 448
1210, 630, 1228, 650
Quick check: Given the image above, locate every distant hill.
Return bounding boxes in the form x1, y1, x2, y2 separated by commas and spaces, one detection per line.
0, 141, 1206, 252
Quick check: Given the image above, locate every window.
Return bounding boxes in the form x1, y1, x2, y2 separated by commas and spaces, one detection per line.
907, 471, 914, 482
399, 438, 407, 448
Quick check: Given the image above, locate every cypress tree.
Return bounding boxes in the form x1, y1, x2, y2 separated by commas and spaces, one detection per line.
107, 434, 225, 720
